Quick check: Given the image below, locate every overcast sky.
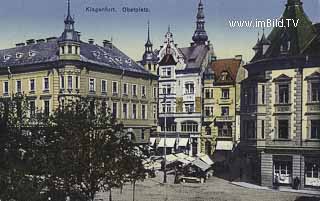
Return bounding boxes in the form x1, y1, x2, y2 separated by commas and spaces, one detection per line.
0, 0, 319, 63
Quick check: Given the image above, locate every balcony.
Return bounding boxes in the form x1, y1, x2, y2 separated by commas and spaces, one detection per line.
218, 98, 233, 105
183, 94, 195, 102
306, 102, 320, 114
215, 116, 234, 122
274, 103, 292, 114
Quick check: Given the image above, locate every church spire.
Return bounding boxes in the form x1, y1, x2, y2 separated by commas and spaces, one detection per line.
64, 0, 75, 30
192, 0, 208, 45
145, 21, 153, 52
60, 0, 79, 42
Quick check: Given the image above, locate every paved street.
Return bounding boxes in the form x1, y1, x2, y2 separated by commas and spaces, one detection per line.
96, 173, 320, 201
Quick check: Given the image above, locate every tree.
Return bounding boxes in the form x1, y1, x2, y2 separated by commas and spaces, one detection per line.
44, 98, 146, 201
0, 95, 47, 201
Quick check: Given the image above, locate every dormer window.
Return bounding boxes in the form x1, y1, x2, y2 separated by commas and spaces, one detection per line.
29, 51, 36, 57
4, 55, 11, 61
16, 53, 23, 59
221, 71, 229, 81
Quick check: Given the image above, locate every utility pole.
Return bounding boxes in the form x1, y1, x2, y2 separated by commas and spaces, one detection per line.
163, 91, 167, 183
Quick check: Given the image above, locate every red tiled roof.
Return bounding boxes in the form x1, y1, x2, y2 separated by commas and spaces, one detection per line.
210, 59, 241, 83
159, 54, 177, 66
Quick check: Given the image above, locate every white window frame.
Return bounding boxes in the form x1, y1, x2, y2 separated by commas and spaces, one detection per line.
141, 85, 146, 97
60, 75, 65, 89
132, 84, 137, 96
67, 75, 73, 90
101, 79, 107, 93
132, 103, 137, 119
29, 79, 35, 92
16, 80, 22, 93
123, 83, 128, 95
43, 99, 50, 115
112, 81, 118, 94
43, 77, 49, 91
184, 82, 195, 95
141, 104, 147, 120
3, 81, 9, 95
122, 103, 128, 119
89, 78, 96, 92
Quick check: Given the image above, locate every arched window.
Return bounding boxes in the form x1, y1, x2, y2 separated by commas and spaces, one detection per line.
181, 121, 198, 133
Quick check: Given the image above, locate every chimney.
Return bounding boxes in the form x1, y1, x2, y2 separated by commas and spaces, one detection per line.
103, 40, 112, 48
26, 39, 35, 45
88, 39, 94, 45
16, 43, 25, 47
235, 55, 243, 60
46, 37, 57, 42
36, 39, 45, 43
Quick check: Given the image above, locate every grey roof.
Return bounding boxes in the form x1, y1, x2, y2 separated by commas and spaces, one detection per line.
191, 158, 211, 172
0, 38, 150, 75
179, 44, 208, 69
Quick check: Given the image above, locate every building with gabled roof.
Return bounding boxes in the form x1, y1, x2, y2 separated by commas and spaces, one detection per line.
201, 56, 247, 162
239, 0, 320, 189
151, 0, 215, 156
0, 0, 158, 145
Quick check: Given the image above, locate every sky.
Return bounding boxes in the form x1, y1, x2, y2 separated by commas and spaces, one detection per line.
0, 0, 319, 63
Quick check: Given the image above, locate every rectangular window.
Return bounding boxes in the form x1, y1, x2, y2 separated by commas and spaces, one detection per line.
112, 81, 118, 94
279, 84, 289, 104
205, 89, 211, 99
112, 102, 117, 118
89, 78, 95, 92
245, 120, 256, 139
141, 85, 146, 97
16, 80, 21, 93
44, 100, 50, 116
123, 83, 128, 95
141, 104, 147, 119
153, 105, 157, 119
101, 80, 107, 93
132, 104, 137, 119
278, 120, 289, 139
218, 123, 232, 137
60, 75, 65, 89
153, 87, 157, 98
185, 82, 195, 95
261, 120, 265, 139
43, 77, 49, 91
162, 84, 172, 95
311, 120, 320, 139
68, 45, 72, 54
75, 76, 79, 89
132, 85, 137, 96
67, 76, 73, 89
311, 82, 320, 102
162, 67, 172, 78
3, 81, 9, 95
29, 100, 36, 118
222, 88, 230, 99
205, 106, 213, 117
122, 103, 128, 119
30, 79, 35, 92
262, 85, 266, 104
185, 103, 194, 113
221, 107, 229, 116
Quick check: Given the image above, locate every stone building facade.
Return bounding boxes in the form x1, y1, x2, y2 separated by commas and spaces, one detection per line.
239, 0, 320, 189
0, 1, 158, 145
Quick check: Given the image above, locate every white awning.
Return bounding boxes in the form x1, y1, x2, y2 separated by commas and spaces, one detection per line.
216, 141, 233, 151
178, 138, 189, 147
149, 138, 156, 146
157, 138, 176, 148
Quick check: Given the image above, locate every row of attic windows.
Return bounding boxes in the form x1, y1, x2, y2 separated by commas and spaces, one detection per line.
91, 50, 132, 64
3, 51, 36, 61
